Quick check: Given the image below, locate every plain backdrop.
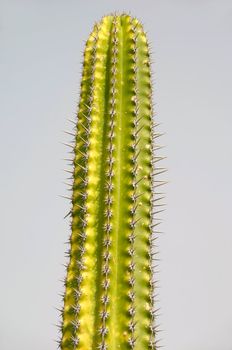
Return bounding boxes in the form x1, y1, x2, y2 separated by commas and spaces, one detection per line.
1, 0, 232, 349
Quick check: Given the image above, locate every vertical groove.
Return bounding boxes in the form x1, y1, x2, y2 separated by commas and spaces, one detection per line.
108, 15, 134, 349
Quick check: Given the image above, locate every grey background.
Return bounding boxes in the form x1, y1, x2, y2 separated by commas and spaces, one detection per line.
1, 0, 232, 349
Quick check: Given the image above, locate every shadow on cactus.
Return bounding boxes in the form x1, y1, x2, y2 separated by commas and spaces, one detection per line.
59, 13, 166, 350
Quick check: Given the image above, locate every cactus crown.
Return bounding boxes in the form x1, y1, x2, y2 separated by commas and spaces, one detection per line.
59, 13, 164, 350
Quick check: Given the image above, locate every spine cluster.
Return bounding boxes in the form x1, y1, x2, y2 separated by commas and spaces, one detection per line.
59, 13, 165, 350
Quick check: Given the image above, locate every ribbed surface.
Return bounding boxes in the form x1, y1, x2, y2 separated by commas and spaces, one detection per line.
60, 13, 164, 350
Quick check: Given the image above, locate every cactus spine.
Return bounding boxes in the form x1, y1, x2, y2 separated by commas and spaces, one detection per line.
60, 13, 165, 350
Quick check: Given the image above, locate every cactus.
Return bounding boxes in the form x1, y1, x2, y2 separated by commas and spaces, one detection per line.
59, 13, 165, 350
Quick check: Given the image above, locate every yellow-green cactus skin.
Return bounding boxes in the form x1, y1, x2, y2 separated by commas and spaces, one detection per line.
59, 13, 165, 350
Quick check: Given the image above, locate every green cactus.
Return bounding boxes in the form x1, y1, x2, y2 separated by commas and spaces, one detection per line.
59, 13, 165, 350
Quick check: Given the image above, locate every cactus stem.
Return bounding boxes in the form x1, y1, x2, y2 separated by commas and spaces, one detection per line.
59, 13, 166, 350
